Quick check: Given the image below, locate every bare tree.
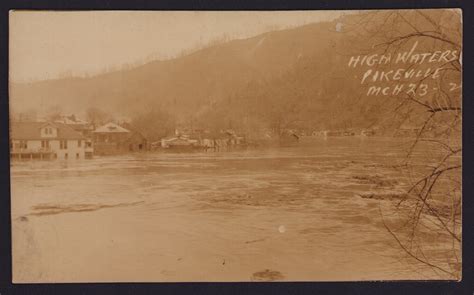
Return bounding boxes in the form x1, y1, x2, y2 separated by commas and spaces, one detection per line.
44, 105, 63, 122
130, 108, 176, 142
345, 10, 461, 279
85, 107, 113, 128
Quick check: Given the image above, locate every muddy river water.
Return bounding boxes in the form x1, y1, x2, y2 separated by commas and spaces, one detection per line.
11, 137, 455, 282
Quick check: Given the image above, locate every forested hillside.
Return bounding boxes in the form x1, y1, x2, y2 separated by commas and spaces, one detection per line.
10, 10, 461, 140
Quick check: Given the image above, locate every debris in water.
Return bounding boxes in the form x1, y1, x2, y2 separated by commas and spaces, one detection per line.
28, 201, 145, 217
245, 238, 266, 244
251, 269, 285, 281
278, 225, 286, 233
356, 193, 406, 200
352, 175, 398, 188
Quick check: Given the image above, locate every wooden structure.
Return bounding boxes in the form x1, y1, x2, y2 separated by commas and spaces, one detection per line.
10, 121, 86, 160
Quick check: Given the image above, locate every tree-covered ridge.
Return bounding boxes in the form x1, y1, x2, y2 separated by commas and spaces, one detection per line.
10, 10, 460, 142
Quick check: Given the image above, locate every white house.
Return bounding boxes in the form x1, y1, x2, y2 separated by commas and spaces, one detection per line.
54, 114, 94, 158
10, 122, 86, 160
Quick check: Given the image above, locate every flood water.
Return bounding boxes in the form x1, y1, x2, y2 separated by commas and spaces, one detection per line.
10, 137, 455, 282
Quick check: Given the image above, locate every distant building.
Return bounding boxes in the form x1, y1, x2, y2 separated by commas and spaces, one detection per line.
93, 122, 147, 155
123, 131, 148, 152
361, 128, 376, 136
10, 122, 86, 160
312, 130, 329, 137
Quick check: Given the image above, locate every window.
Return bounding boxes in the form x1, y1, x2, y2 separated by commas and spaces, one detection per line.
44, 127, 55, 136
78, 140, 82, 147
19, 140, 27, 149
41, 140, 50, 149
60, 140, 68, 150
76, 153, 80, 159
65, 153, 68, 159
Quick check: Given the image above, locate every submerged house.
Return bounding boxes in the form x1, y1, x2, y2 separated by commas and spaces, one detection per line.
208, 130, 246, 149
161, 135, 199, 149
312, 129, 355, 137
160, 129, 246, 150
10, 121, 86, 160
93, 122, 147, 155
55, 114, 94, 158
279, 130, 300, 142
123, 131, 148, 152
201, 131, 233, 149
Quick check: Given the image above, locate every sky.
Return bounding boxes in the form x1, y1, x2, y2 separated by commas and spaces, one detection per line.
9, 10, 351, 82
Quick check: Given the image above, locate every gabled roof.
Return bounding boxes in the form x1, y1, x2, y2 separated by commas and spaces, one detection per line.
93, 122, 130, 133
10, 122, 85, 140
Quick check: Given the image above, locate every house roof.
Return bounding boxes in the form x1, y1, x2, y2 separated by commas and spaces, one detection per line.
10, 122, 85, 140
55, 114, 89, 125
93, 122, 130, 133
55, 115, 92, 131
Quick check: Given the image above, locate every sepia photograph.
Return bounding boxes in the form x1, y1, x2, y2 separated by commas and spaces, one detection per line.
9, 9, 462, 283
